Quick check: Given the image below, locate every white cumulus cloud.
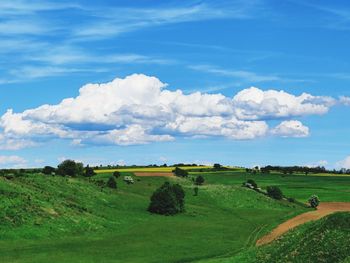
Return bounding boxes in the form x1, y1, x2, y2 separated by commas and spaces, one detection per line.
336, 156, 350, 169
339, 96, 350, 106
0, 73, 340, 148
233, 87, 336, 120
271, 120, 310, 138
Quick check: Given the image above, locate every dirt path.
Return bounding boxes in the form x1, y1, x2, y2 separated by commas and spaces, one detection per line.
134, 172, 174, 177
256, 202, 350, 246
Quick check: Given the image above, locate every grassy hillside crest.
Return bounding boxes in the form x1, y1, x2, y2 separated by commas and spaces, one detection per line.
0, 168, 349, 262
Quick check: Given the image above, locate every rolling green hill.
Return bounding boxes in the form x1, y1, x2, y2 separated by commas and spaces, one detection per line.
190, 170, 350, 202
215, 212, 350, 263
0, 171, 307, 262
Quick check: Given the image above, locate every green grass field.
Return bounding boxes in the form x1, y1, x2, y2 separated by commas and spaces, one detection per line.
191, 170, 350, 202
94, 166, 213, 173
0, 169, 349, 262
203, 212, 350, 263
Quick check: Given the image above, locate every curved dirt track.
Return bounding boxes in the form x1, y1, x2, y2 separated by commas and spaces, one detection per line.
256, 202, 350, 246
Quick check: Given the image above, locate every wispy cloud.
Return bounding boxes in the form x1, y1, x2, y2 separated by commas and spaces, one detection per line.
0, 19, 55, 35
8, 66, 108, 80
26, 46, 175, 65
188, 64, 313, 84
288, 0, 350, 30
188, 64, 281, 82
72, 1, 261, 40
2, 1, 250, 83
0, 0, 81, 15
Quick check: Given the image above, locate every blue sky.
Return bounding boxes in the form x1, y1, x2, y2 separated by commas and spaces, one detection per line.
1, 0, 350, 169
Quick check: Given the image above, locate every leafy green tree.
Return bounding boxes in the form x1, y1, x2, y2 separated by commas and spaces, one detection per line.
308, 195, 320, 208
171, 183, 185, 209
107, 176, 117, 189
84, 165, 96, 177
173, 167, 188, 177
148, 182, 185, 215
266, 186, 283, 200
213, 163, 222, 169
56, 160, 84, 177
195, 175, 205, 185
42, 166, 55, 175
113, 171, 121, 178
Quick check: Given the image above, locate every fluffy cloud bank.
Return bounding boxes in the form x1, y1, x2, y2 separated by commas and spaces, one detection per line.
271, 120, 309, 138
339, 96, 350, 106
336, 156, 350, 169
233, 87, 335, 120
0, 74, 339, 148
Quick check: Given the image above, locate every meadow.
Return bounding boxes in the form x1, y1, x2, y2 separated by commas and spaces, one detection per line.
94, 166, 212, 173
0, 168, 349, 262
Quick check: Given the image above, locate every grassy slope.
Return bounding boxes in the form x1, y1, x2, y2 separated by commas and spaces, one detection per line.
94, 166, 212, 173
192, 171, 350, 202
219, 212, 350, 263
0, 172, 306, 263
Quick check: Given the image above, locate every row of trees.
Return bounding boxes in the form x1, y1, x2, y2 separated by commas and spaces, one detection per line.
42, 160, 96, 177
259, 165, 350, 175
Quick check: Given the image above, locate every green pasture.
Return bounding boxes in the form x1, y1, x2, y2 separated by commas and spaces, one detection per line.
0, 169, 349, 262
94, 166, 213, 173
191, 170, 350, 202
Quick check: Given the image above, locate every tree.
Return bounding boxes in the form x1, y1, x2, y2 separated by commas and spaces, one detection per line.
56, 160, 84, 177
195, 175, 205, 185
213, 163, 222, 169
148, 182, 185, 215
173, 167, 188, 177
266, 186, 283, 200
113, 171, 121, 178
107, 176, 117, 189
308, 195, 320, 208
42, 166, 55, 175
84, 165, 96, 177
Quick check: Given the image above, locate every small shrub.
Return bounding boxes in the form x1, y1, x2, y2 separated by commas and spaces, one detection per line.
113, 171, 121, 178
5, 174, 14, 180
148, 182, 185, 215
247, 179, 257, 188
42, 166, 56, 175
84, 165, 96, 177
267, 186, 283, 200
195, 175, 205, 185
287, 197, 295, 203
173, 167, 188, 177
308, 195, 320, 208
107, 176, 117, 189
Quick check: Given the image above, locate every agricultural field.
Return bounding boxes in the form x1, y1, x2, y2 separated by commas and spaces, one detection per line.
0, 168, 349, 262
94, 166, 213, 173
